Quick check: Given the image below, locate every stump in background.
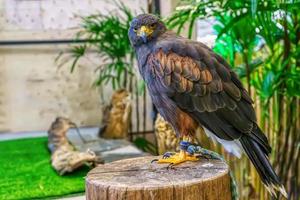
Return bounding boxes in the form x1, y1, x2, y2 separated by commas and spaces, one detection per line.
86, 156, 231, 200
99, 89, 131, 139
47, 117, 102, 175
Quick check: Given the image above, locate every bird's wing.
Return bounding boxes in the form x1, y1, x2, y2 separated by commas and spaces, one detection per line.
148, 45, 271, 154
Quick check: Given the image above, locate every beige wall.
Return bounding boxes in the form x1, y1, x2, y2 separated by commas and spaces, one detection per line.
0, 0, 147, 133
160, 0, 180, 17
160, 0, 196, 39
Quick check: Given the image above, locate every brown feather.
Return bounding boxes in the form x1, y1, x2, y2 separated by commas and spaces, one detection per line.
172, 72, 182, 82
163, 74, 171, 87
164, 58, 173, 74
223, 82, 241, 100
192, 96, 205, 112
174, 60, 183, 74
190, 67, 201, 81
192, 83, 207, 96
180, 77, 188, 92
160, 52, 167, 70
200, 70, 213, 84
185, 80, 193, 93
181, 62, 191, 77
175, 82, 185, 93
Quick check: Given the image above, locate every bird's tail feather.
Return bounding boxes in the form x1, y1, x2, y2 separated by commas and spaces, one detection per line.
240, 135, 287, 198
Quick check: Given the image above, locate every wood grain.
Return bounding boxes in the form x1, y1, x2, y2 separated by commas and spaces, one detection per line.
86, 156, 231, 200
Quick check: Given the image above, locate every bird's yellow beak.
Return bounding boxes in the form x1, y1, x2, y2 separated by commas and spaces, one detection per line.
137, 25, 153, 43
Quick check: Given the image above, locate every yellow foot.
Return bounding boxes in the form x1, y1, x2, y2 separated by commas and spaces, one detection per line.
156, 151, 199, 166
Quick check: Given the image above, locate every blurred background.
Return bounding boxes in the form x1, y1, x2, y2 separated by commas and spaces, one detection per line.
0, 0, 299, 200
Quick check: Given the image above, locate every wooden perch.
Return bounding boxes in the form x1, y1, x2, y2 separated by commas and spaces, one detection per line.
86, 156, 231, 200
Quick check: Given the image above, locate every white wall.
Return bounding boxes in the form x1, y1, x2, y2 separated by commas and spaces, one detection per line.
0, 0, 147, 133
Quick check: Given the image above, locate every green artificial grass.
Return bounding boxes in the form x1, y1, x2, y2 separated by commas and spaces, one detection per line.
0, 137, 90, 200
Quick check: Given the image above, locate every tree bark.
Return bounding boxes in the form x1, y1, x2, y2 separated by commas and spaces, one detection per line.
86, 156, 231, 200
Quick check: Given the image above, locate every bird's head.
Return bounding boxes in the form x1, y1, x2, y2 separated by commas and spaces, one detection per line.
128, 14, 166, 47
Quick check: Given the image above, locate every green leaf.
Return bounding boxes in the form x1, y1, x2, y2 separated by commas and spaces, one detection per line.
234, 58, 263, 78
260, 71, 275, 99
70, 56, 80, 73
216, 12, 250, 40
133, 137, 157, 155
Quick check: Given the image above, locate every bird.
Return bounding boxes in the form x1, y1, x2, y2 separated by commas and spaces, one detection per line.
128, 14, 287, 198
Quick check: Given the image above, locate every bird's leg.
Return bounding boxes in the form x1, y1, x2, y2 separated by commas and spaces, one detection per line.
187, 144, 224, 161
155, 136, 199, 166
186, 144, 240, 200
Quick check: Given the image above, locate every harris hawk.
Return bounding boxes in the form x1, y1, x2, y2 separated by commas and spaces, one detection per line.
128, 14, 287, 198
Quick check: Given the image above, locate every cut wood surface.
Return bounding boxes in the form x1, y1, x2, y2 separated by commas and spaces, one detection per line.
86, 156, 231, 200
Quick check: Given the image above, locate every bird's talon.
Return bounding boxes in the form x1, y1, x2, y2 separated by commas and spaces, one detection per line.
151, 159, 159, 163
155, 151, 199, 167
197, 154, 210, 161
162, 152, 175, 159
167, 163, 175, 170
199, 155, 212, 161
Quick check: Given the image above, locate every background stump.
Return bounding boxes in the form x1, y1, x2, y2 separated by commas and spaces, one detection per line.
86, 156, 231, 200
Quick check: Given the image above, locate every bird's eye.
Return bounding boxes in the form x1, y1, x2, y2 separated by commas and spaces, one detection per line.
150, 24, 156, 28
133, 28, 138, 32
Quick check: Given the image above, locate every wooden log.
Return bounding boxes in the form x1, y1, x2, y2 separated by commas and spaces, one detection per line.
86, 156, 231, 200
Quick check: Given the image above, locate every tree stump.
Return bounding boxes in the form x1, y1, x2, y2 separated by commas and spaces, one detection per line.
86, 156, 231, 200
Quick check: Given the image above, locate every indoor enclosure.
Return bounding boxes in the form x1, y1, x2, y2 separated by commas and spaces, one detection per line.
0, 0, 299, 200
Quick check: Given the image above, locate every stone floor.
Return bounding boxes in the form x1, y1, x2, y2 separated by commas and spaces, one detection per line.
56, 195, 86, 200
0, 129, 48, 141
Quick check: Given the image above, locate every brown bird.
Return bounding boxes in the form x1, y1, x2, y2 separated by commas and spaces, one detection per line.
128, 14, 287, 198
